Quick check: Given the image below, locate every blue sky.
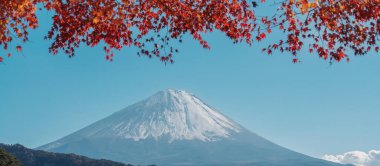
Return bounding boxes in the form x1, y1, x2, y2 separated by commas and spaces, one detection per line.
1, 5, 380, 159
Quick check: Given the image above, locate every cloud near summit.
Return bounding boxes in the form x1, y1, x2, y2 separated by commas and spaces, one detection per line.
322, 150, 380, 166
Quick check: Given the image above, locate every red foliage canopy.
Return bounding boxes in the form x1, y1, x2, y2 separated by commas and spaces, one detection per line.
0, 0, 379, 63
265, 0, 380, 63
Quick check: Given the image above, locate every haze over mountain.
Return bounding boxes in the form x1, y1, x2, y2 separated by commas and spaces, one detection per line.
38, 89, 349, 166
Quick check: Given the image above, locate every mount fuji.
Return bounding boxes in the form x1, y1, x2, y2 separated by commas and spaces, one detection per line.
38, 89, 347, 166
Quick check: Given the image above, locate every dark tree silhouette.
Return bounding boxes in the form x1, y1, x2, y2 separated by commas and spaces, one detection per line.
0, 143, 133, 166
0, 147, 21, 166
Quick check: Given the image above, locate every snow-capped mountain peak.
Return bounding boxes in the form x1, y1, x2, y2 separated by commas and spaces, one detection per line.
65, 89, 241, 142
39, 90, 345, 166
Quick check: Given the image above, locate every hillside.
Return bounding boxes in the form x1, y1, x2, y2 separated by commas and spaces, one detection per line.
0, 147, 21, 166
0, 143, 133, 166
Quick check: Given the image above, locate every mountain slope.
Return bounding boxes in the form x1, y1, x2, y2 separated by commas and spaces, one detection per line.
0, 146, 21, 166
38, 89, 348, 166
1, 143, 132, 166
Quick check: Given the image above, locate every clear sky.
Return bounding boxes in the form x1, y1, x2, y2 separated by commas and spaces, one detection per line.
0, 5, 379, 159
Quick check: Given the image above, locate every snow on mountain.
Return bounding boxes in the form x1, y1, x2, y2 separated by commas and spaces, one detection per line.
99, 89, 242, 142
38, 89, 348, 166
61, 89, 240, 142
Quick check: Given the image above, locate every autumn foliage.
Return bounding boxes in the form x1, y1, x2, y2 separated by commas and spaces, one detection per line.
0, 0, 379, 63
265, 0, 380, 62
